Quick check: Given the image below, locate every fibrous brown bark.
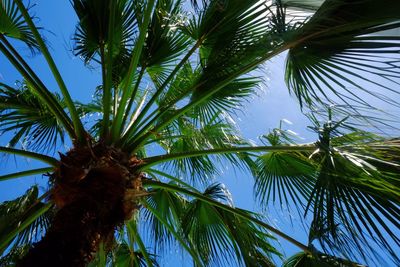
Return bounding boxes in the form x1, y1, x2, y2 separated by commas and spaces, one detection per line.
17, 144, 144, 267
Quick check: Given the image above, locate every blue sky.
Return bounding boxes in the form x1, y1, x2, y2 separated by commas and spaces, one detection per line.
1, 1, 399, 266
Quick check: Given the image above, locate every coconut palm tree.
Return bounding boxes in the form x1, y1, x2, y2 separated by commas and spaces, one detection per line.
0, 0, 399, 266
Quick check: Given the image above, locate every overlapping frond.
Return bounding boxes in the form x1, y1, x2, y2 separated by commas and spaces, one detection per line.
313, 119, 400, 265
0, 81, 65, 151
142, 180, 280, 267
157, 62, 200, 108
0, 0, 38, 49
141, 182, 187, 251
192, 77, 261, 123
143, 0, 191, 85
181, 183, 278, 267
156, 115, 252, 183
254, 151, 316, 210
252, 110, 400, 265
121, 0, 288, 150
109, 241, 159, 267
283, 251, 365, 267
0, 187, 52, 255
253, 124, 316, 211
285, 0, 400, 110
188, 1, 276, 103
72, 0, 138, 64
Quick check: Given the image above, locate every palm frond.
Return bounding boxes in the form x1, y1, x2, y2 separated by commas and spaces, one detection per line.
72, 0, 138, 64
13, 0, 87, 144
0, 0, 38, 49
281, 0, 325, 11
157, 62, 200, 108
0, 187, 52, 255
285, 0, 400, 110
252, 124, 316, 211
140, 183, 187, 252
254, 151, 316, 211
283, 251, 365, 267
109, 241, 159, 267
125, 1, 291, 149
0, 243, 31, 266
0, 81, 65, 151
191, 77, 261, 123
158, 115, 252, 184
305, 120, 400, 265
181, 183, 279, 266
143, 0, 191, 85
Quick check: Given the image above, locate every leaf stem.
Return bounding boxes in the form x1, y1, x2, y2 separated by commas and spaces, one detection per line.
0, 146, 58, 166
127, 43, 291, 152
126, 221, 153, 267
14, 0, 86, 144
0, 36, 76, 138
101, 0, 117, 141
0, 167, 54, 182
140, 145, 316, 169
120, 67, 146, 131
120, 40, 203, 146
110, 0, 157, 142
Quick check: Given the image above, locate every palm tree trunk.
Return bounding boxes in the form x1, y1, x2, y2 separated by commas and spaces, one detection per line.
17, 145, 143, 267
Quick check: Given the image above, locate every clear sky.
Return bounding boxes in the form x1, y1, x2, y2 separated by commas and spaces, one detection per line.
1, 1, 398, 266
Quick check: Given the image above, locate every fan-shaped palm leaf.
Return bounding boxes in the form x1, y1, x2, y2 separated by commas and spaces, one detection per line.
0, 187, 52, 255
143, 0, 191, 85
141, 182, 187, 251
305, 118, 400, 265
283, 251, 365, 267
181, 183, 278, 266
285, 0, 400, 109
153, 115, 252, 183
72, 0, 138, 64
0, 81, 65, 151
0, 0, 38, 49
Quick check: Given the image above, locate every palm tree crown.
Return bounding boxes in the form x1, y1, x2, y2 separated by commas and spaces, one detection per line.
0, 0, 399, 266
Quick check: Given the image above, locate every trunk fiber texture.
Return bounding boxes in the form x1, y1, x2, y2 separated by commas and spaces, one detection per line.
18, 144, 143, 267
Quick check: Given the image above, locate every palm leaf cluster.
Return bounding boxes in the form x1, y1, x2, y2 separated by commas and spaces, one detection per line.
0, 0, 399, 266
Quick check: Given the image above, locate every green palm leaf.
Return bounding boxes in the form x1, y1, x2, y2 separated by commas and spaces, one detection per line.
143, 0, 191, 84
181, 183, 279, 266
0, 81, 65, 151
0, 244, 31, 266
281, 0, 325, 11
0, 0, 38, 49
158, 115, 252, 183
254, 151, 316, 210
141, 182, 187, 250
72, 0, 138, 64
253, 125, 316, 211
156, 62, 200, 108
0, 187, 52, 255
285, 0, 400, 109
305, 121, 400, 265
110, 241, 159, 267
192, 77, 261, 123
283, 251, 365, 267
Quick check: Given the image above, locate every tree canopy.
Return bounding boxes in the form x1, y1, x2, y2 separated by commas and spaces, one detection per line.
0, 0, 399, 266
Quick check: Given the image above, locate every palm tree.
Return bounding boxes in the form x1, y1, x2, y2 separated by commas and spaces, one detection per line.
0, 0, 399, 266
